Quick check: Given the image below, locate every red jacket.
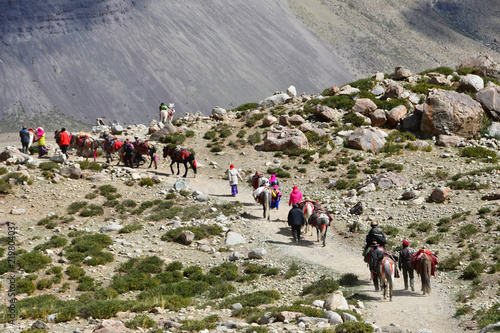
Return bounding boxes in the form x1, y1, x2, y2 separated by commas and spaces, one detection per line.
60, 131, 70, 146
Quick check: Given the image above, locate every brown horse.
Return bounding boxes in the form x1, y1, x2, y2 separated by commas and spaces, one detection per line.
415, 253, 433, 295
70, 132, 98, 161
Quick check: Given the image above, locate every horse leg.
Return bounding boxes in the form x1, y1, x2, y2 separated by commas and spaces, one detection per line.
322, 226, 327, 247
183, 161, 188, 178
170, 161, 175, 175
176, 162, 181, 175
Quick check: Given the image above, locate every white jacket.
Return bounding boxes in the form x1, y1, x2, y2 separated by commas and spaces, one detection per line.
228, 168, 242, 185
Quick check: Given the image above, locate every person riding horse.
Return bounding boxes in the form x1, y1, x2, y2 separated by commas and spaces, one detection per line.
363, 220, 387, 259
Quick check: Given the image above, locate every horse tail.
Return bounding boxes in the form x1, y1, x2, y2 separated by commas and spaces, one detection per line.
421, 255, 432, 294
261, 189, 270, 220
190, 155, 197, 175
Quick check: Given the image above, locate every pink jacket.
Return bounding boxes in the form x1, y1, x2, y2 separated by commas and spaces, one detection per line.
289, 188, 303, 206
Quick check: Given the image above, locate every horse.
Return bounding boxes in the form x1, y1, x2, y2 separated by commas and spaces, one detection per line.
259, 187, 272, 220
28, 128, 39, 149
312, 210, 332, 247
99, 137, 123, 164
133, 140, 158, 169
160, 103, 175, 124
378, 255, 396, 301
251, 172, 268, 189
298, 200, 316, 236
162, 145, 197, 177
415, 253, 433, 295
70, 132, 98, 162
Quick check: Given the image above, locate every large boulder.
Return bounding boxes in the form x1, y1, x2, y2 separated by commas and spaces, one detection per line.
313, 104, 342, 122
263, 128, 308, 151
370, 109, 387, 127
60, 164, 82, 179
211, 106, 228, 121
352, 98, 377, 116
394, 66, 412, 80
149, 123, 179, 141
459, 74, 484, 92
420, 90, 484, 138
288, 114, 306, 126
258, 93, 291, 108
346, 127, 387, 152
476, 86, 500, 121
0, 148, 29, 164
386, 105, 407, 126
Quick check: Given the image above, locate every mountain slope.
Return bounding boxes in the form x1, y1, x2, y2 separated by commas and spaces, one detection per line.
0, 0, 355, 131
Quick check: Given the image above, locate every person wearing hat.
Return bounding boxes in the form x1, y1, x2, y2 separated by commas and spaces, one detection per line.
399, 240, 415, 291
59, 128, 70, 159
288, 186, 303, 206
369, 241, 385, 291
227, 163, 243, 196
363, 220, 387, 257
19, 126, 30, 154
288, 203, 306, 244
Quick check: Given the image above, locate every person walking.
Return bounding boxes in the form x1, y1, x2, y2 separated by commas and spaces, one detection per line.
36, 127, 48, 158
123, 138, 135, 168
19, 126, 30, 154
288, 186, 303, 206
228, 164, 243, 196
288, 203, 306, 244
399, 240, 415, 291
369, 241, 385, 291
59, 128, 70, 160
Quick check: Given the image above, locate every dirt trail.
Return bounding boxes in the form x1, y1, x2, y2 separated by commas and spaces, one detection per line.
186, 173, 462, 333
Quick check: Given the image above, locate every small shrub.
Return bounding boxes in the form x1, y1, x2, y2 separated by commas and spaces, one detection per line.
208, 282, 237, 299
338, 273, 359, 286
119, 223, 143, 233
180, 314, 220, 332
237, 129, 247, 138
36, 278, 53, 290
77, 161, 103, 172
284, 262, 300, 279
16, 278, 36, 295
79, 204, 104, 217
77, 276, 95, 291
125, 314, 157, 329
335, 321, 374, 333
203, 130, 217, 140
66, 265, 86, 280
67, 201, 88, 214
39, 161, 61, 171
459, 224, 479, 238
440, 254, 461, 271
247, 131, 262, 144
302, 277, 339, 295
462, 261, 484, 279
160, 132, 186, 145
139, 178, 155, 187
460, 146, 498, 163
18, 251, 52, 273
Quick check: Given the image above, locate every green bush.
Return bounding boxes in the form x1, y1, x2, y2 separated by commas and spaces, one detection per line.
79, 204, 104, 217
439, 254, 461, 271
39, 161, 61, 170
459, 224, 479, 238
125, 314, 157, 329
338, 273, 359, 286
161, 225, 223, 243
77, 276, 95, 291
233, 102, 258, 111
460, 147, 498, 163
160, 132, 186, 145
208, 282, 236, 299
221, 290, 280, 308
477, 302, 500, 327
344, 112, 369, 127
180, 314, 220, 332
16, 277, 36, 295
247, 131, 262, 144
77, 161, 103, 172
302, 277, 339, 295
119, 223, 143, 233
18, 251, 52, 273
139, 178, 154, 187
67, 201, 88, 214
66, 265, 86, 280
335, 321, 374, 333
79, 300, 130, 319
418, 66, 455, 76
34, 236, 68, 251
462, 261, 484, 279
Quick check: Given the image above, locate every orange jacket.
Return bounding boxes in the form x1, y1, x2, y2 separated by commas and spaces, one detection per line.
60, 131, 70, 146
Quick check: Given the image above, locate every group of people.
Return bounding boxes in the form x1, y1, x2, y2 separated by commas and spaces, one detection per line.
19, 126, 71, 159
365, 220, 421, 292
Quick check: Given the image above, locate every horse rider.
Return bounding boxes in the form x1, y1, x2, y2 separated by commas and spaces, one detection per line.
399, 240, 415, 291
19, 126, 30, 154
59, 128, 71, 159
123, 138, 135, 168
363, 220, 387, 258
369, 241, 385, 291
288, 203, 306, 244
269, 174, 281, 209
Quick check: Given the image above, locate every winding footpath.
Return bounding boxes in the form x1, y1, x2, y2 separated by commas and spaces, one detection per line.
187, 174, 462, 333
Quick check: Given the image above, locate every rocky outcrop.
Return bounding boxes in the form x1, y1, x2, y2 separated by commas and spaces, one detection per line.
346, 127, 387, 152
263, 128, 308, 151
476, 86, 500, 121
420, 90, 484, 138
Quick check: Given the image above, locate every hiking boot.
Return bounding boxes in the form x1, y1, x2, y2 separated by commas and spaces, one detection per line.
411, 286, 415, 291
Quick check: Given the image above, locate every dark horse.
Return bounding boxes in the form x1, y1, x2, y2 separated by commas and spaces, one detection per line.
162, 145, 197, 177
133, 140, 157, 169
415, 253, 433, 295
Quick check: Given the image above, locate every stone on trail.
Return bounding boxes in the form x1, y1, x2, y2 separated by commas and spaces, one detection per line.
93, 319, 130, 333
225, 231, 246, 246
50, 154, 66, 163
11, 209, 26, 215
248, 248, 266, 259
174, 178, 190, 191
323, 290, 349, 311
99, 223, 123, 233
228, 251, 241, 261
324, 311, 343, 325
381, 323, 410, 333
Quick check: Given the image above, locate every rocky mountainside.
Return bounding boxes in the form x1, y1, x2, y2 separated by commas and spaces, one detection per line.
1, 0, 500, 133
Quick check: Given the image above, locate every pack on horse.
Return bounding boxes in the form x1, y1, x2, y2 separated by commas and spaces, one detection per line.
309, 208, 333, 247
133, 139, 158, 169
162, 145, 197, 177
70, 132, 98, 161
159, 103, 175, 125
99, 137, 123, 164
379, 254, 396, 301
297, 199, 319, 236
251, 172, 268, 189
28, 128, 39, 150
410, 248, 438, 295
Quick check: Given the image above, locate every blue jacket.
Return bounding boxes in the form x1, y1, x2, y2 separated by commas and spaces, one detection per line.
20, 129, 30, 143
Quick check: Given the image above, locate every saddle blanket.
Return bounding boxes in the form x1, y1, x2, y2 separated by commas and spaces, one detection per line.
410, 249, 438, 277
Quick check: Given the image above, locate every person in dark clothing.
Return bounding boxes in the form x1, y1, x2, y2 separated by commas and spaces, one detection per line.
19, 126, 30, 154
399, 240, 415, 291
363, 220, 387, 258
59, 128, 71, 159
123, 138, 135, 168
287, 203, 306, 244
369, 241, 385, 291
